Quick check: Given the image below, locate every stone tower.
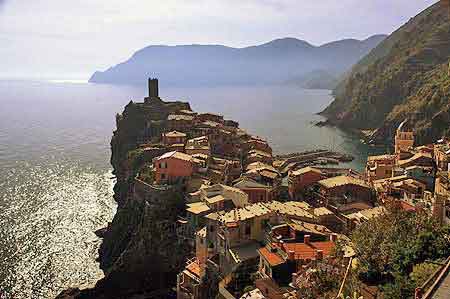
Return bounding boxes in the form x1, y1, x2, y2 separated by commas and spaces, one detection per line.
148, 78, 159, 98
394, 119, 414, 155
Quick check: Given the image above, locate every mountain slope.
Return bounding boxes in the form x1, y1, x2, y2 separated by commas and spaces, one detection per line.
89, 35, 386, 87
321, 2, 450, 144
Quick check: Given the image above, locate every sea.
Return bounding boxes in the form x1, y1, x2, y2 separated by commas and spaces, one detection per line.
0, 80, 377, 299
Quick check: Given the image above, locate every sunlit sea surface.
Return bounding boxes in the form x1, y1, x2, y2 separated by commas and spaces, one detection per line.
0, 80, 376, 299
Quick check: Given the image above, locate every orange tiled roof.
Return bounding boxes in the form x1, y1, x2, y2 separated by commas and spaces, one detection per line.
258, 247, 285, 266
280, 241, 335, 261
186, 260, 201, 277
398, 200, 416, 212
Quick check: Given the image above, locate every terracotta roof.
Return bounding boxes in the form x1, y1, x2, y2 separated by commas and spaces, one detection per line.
164, 130, 187, 137
281, 241, 335, 261
313, 207, 334, 217
258, 247, 285, 266
191, 153, 209, 160
398, 200, 416, 212
259, 170, 279, 179
186, 202, 211, 215
338, 201, 373, 213
201, 121, 221, 127
373, 175, 408, 185
168, 114, 194, 121
291, 167, 323, 176
284, 201, 311, 209
318, 175, 369, 189
196, 227, 207, 238
199, 112, 223, 117
219, 203, 272, 223
248, 149, 272, 158
157, 151, 192, 162
233, 177, 271, 189
398, 152, 433, 167
186, 260, 201, 277
265, 201, 314, 220
204, 212, 220, 221
346, 206, 385, 222
288, 220, 331, 235
179, 109, 197, 115
367, 154, 396, 162
206, 195, 226, 204
246, 162, 276, 172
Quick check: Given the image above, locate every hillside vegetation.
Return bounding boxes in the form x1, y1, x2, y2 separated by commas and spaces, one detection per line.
322, 2, 450, 144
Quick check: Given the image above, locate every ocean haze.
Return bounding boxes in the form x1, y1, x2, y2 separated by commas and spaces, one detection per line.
0, 0, 438, 80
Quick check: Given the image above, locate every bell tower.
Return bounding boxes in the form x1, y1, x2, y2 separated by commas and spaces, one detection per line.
394, 119, 414, 155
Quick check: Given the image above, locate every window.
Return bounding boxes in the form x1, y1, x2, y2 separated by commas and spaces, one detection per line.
161, 173, 167, 180
245, 224, 251, 235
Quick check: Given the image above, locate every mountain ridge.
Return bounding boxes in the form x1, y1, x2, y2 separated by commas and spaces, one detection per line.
89, 35, 386, 87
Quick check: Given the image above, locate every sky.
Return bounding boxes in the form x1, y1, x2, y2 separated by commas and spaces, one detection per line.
0, 0, 439, 80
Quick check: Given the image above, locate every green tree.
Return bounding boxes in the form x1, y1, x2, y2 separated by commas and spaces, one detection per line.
409, 262, 439, 288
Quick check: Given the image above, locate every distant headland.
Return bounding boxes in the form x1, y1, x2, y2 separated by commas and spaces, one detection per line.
89, 35, 386, 88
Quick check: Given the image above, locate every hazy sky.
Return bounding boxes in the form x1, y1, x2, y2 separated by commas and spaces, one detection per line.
0, 0, 438, 80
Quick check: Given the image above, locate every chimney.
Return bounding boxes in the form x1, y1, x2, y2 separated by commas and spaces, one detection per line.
315, 250, 323, 260
304, 235, 311, 245
330, 233, 337, 242
148, 78, 159, 98
288, 250, 295, 260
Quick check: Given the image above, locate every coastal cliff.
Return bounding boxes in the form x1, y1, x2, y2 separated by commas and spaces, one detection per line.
57, 96, 192, 298
321, 2, 450, 145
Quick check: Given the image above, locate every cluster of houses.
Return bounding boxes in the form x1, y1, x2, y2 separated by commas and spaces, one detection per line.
133, 82, 449, 299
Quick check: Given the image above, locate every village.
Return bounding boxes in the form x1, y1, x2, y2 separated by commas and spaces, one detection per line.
125, 79, 450, 299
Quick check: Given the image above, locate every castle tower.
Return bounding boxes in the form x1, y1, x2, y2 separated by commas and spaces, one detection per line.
394, 119, 414, 155
148, 78, 159, 98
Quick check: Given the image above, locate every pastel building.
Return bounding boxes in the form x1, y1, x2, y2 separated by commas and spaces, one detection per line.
162, 131, 187, 146
288, 167, 325, 199
154, 151, 194, 185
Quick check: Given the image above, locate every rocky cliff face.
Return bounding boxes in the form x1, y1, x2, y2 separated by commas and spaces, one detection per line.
321, 2, 450, 144
57, 97, 191, 299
